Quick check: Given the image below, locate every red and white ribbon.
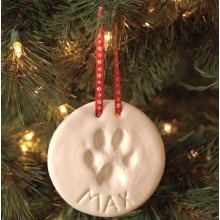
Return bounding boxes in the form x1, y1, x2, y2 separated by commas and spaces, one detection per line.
95, 6, 104, 117
113, 21, 122, 116
95, 6, 122, 117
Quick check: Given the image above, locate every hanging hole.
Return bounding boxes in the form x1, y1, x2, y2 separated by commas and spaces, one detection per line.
96, 112, 102, 118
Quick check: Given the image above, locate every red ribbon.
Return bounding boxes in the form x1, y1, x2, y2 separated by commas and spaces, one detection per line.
113, 21, 122, 116
95, 6, 122, 117
95, 7, 105, 117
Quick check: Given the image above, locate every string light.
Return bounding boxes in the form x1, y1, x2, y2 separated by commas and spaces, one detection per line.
182, 11, 193, 18
18, 129, 47, 161
24, 131, 35, 141
159, 120, 178, 135
34, 86, 43, 94
58, 104, 68, 115
58, 104, 72, 118
12, 42, 22, 58
104, 31, 112, 50
19, 141, 32, 153
19, 130, 40, 153
206, 155, 211, 161
164, 123, 172, 134
11, 31, 23, 59
206, 150, 212, 161
187, 150, 199, 159
182, 8, 196, 20
57, 103, 74, 119
148, 7, 155, 13
143, 22, 152, 28
65, 41, 71, 51
21, 145, 28, 152
58, 37, 78, 56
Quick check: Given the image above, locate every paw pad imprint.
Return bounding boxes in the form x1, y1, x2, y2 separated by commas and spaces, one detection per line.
84, 128, 138, 187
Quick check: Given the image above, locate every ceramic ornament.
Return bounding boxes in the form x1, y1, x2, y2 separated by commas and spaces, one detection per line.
48, 100, 165, 217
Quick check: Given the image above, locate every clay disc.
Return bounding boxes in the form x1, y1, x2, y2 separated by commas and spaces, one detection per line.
48, 100, 165, 217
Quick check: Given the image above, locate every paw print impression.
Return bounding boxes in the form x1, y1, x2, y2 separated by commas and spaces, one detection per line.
84, 129, 139, 190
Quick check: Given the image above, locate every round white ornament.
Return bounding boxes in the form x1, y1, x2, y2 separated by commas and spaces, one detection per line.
48, 100, 165, 217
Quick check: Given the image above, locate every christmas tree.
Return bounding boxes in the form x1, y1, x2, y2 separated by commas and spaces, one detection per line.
2, 0, 218, 219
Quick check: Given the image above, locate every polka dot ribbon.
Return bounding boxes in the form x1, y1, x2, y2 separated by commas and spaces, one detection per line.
113, 20, 122, 116
95, 6, 122, 117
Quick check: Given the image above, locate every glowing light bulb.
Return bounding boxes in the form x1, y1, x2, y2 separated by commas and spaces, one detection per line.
182, 11, 193, 18
148, 7, 155, 13
206, 155, 211, 161
143, 22, 152, 28
65, 41, 71, 50
104, 31, 112, 50
190, 150, 198, 158
18, 129, 40, 154
34, 86, 43, 94
187, 150, 199, 159
58, 104, 67, 114
58, 104, 68, 117
159, 121, 178, 135
24, 131, 35, 141
104, 32, 112, 41
206, 150, 212, 161
12, 42, 22, 58
21, 145, 28, 152
164, 123, 172, 134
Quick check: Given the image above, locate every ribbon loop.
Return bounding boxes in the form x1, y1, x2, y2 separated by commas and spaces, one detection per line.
95, 7, 122, 117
